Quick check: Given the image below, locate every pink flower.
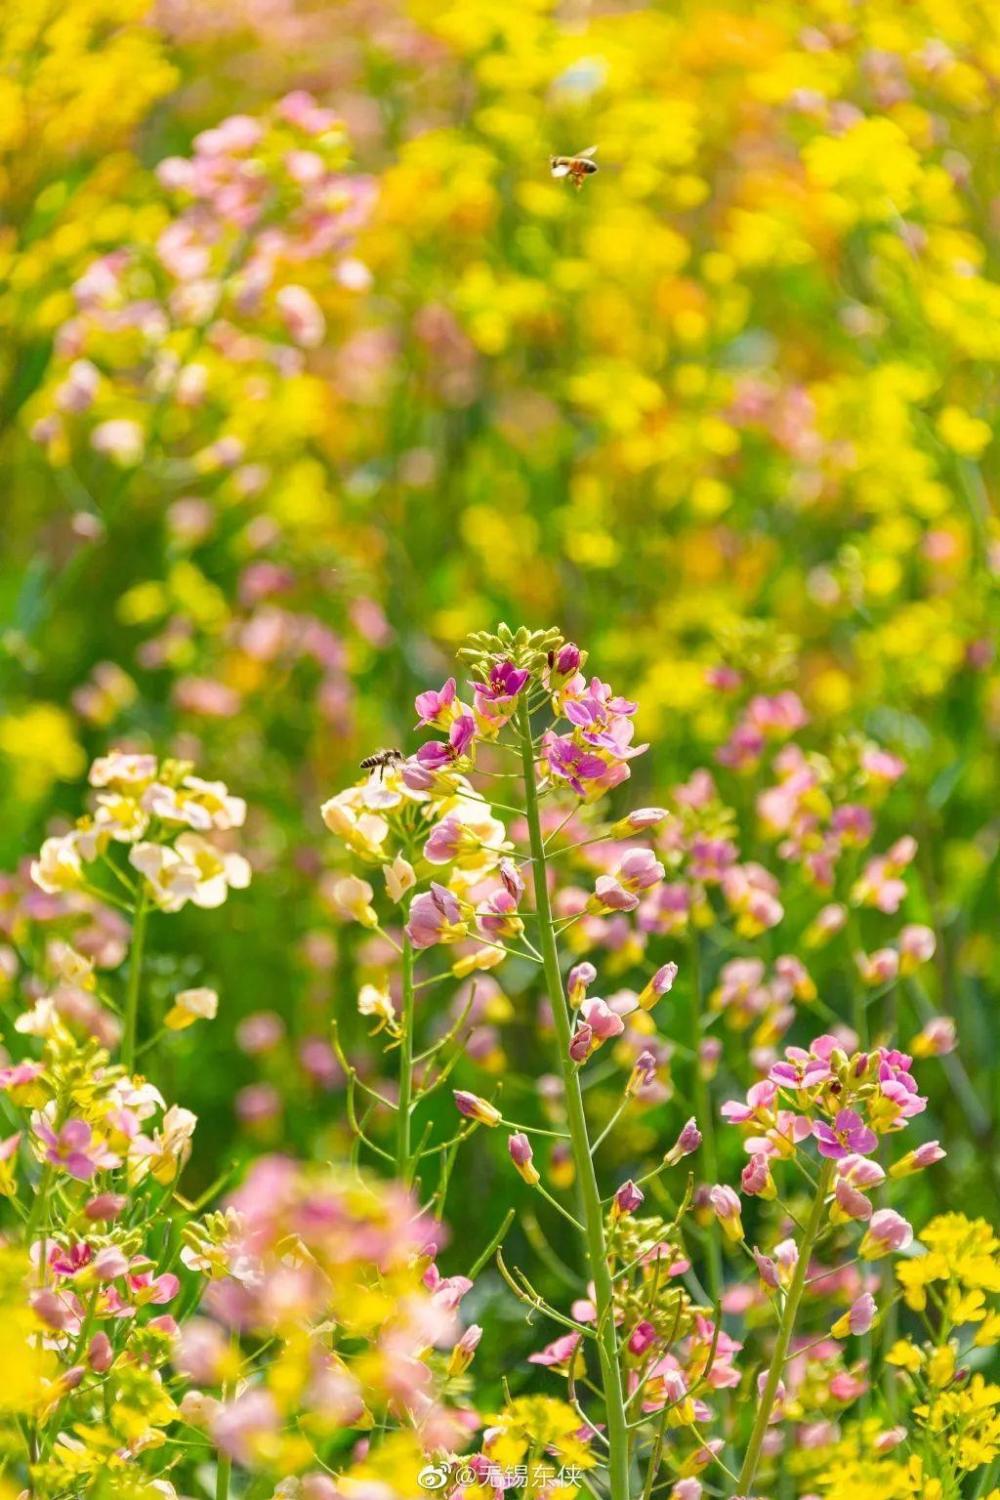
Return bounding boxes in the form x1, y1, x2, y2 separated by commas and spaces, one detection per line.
34, 1117, 119, 1180
580, 997, 626, 1040
528, 1332, 581, 1368
84, 1192, 127, 1221
276, 284, 325, 348
898, 924, 935, 973
406, 883, 468, 949
212, 1389, 281, 1465
741, 1154, 775, 1199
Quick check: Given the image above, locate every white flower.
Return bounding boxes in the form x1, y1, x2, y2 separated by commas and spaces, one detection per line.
166, 987, 219, 1030
358, 983, 396, 1032
142, 777, 246, 831
94, 792, 150, 844
175, 833, 251, 908
329, 875, 377, 927
89, 752, 158, 790
31, 833, 86, 894
384, 854, 416, 904
129, 843, 201, 912
131, 836, 250, 911
320, 792, 389, 859
15, 997, 59, 1037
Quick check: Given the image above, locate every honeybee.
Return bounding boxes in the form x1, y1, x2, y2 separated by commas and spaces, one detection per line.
550, 145, 598, 190
360, 747, 404, 780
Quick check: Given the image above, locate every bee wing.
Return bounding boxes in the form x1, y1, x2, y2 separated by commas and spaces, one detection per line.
578, 146, 598, 159
550, 161, 572, 178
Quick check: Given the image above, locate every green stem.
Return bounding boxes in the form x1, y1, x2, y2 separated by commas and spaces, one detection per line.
396, 934, 415, 1180
689, 929, 722, 1302
735, 1157, 834, 1496
215, 1445, 232, 1500
517, 700, 630, 1500
121, 894, 148, 1075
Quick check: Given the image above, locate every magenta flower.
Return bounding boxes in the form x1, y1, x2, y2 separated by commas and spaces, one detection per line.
414, 676, 457, 727
476, 660, 530, 703
613, 1180, 644, 1216
628, 1320, 658, 1356
813, 1109, 878, 1160
415, 713, 476, 772
473, 661, 530, 729
543, 733, 610, 796
552, 642, 582, 676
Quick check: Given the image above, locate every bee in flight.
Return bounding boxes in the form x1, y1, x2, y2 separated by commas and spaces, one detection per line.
360, 747, 405, 781
550, 145, 598, 190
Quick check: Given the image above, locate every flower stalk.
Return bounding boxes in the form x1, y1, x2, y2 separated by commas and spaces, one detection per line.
121, 891, 149, 1075
397, 932, 415, 1178
517, 698, 631, 1500
735, 1156, 834, 1495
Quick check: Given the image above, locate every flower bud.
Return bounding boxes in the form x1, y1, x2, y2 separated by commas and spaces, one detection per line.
612, 1180, 644, 1219
859, 1209, 913, 1259
831, 1293, 877, 1338
453, 1090, 501, 1128
741, 1153, 776, 1200
611, 807, 669, 837
448, 1323, 483, 1376
709, 1185, 743, 1242
508, 1132, 540, 1186
889, 1141, 946, 1178
89, 1332, 114, 1372
664, 1117, 701, 1166
638, 962, 678, 1011
85, 1192, 127, 1221
567, 962, 597, 1007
